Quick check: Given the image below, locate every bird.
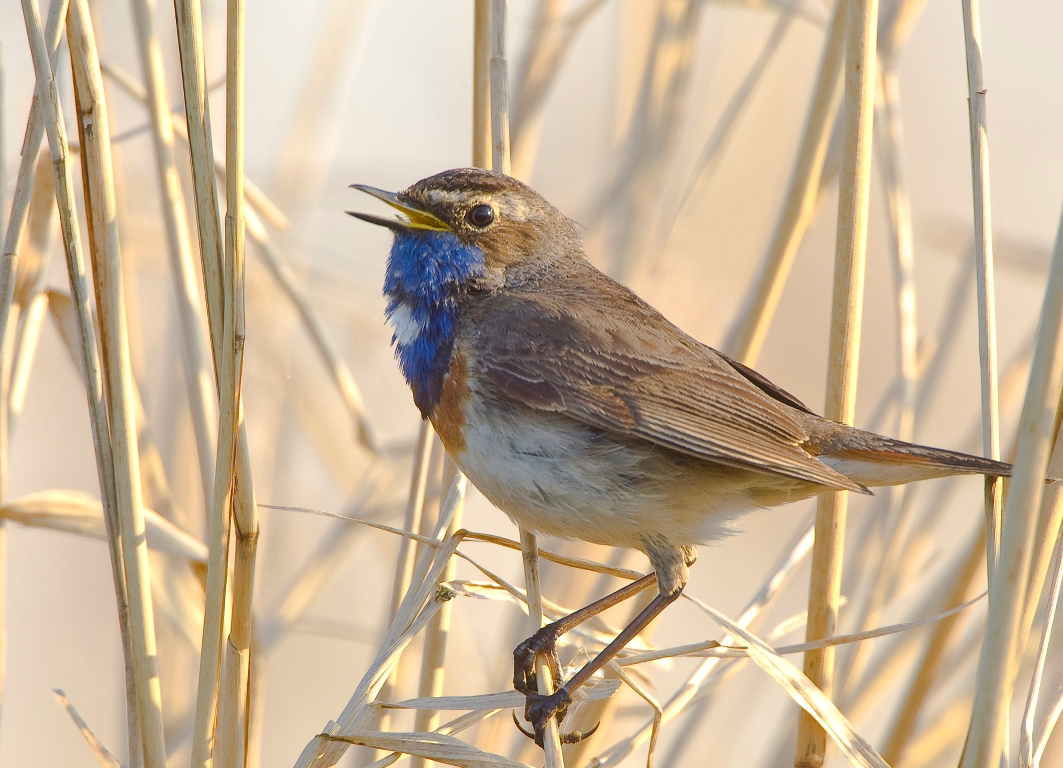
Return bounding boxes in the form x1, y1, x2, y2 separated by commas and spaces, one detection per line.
349, 167, 1012, 745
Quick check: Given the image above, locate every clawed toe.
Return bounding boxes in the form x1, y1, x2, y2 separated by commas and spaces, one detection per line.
513, 626, 563, 696
513, 688, 579, 747
512, 709, 600, 746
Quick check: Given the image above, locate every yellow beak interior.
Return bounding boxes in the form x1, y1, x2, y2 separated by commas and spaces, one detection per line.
351, 185, 451, 231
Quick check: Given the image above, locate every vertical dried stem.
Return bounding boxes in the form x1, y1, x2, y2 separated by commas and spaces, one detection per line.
0, 36, 8, 736
411, 459, 462, 768
723, 0, 847, 366
128, 0, 218, 508
960, 194, 1063, 768
173, 0, 224, 351
490, 0, 511, 176
0, 310, 13, 733
519, 529, 564, 768
18, 6, 145, 763
795, 0, 877, 765
960, 0, 1003, 579
1021, 519, 1063, 767
0, 0, 68, 357
215, 0, 259, 761
173, 0, 261, 761
66, 1, 168, 764
473, 0, 492, 171
1017, 409, 1063, 671
0, 41, 5, 238
376, 420, 433, 741
482, 1, 559, 761
293, 478, 466, 768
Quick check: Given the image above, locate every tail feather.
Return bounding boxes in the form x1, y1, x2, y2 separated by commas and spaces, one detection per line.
809, 427, 1012, 489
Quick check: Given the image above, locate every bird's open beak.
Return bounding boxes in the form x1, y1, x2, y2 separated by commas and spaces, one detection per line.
347, 185, 451, 231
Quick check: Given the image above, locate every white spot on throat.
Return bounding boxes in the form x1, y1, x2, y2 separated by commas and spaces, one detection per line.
389, 303, 424, 346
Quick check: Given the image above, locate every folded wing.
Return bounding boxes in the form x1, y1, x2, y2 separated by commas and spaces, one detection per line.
468, 272, 866, 494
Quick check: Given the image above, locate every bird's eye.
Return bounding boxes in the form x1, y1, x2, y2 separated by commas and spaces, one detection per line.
466, 204, 495, 228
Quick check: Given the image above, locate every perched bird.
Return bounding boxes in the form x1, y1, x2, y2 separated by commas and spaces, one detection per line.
350, 167, 1011, 744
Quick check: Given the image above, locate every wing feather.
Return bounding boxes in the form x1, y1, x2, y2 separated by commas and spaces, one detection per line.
467, 272, 864, 493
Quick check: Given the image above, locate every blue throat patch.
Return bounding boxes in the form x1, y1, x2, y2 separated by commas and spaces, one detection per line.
384, 229, 485, 417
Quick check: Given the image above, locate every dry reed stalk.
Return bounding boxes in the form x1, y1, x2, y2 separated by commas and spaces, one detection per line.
294, 477, 466, 768
173, 0, 260, 760
0, 41, 5, 237
95, 59, 373, 455
519, 528, 564, 768
377, 421, 434, 741
1021, 524, 1063, 767
1016, 394, 1063, 659
0, 96, 57, 734
959, 198, 1063, 768
14, 16, 141, 750
258, 486, 402, 652
97, 60, 287, 232
411, 460, 462, 768
128, 0, 218, 507
66, 1, 168, 764
960, 0, 1004, 579
488, 2, 561, 762
473, 0, 492, 170
795, 0, 877, 765
172, 0, 223, 348
825, 47, 922, 700
0, 307, 12, 729
490, 0, 511, 177
215, 0, 260, 761
54, 689, 124, 768
722, 0, 846, 365
0, 0, 68, 348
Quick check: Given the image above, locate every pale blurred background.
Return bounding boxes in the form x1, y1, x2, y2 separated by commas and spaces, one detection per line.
0, 0, 1061, 766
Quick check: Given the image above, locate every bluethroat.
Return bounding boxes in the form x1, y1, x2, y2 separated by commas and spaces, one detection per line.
350, 168, 1012, 746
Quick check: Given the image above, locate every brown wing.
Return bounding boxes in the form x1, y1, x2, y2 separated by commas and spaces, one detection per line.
466, 271, 865, 493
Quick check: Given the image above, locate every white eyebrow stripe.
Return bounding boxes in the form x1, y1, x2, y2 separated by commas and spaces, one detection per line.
390, 303, 425, 346
425, 189, 533, 223
426, 189, 473, 205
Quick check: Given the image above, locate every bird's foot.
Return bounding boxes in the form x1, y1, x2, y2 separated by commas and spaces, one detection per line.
513, 625, 564, 696
513, 688, 598, 747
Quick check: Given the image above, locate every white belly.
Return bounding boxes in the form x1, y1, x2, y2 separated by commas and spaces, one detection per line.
450, 387, 812, 551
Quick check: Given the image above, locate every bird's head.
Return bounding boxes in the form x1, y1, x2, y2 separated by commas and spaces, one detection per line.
349, 168, 577, 415
350, 167, 580, 287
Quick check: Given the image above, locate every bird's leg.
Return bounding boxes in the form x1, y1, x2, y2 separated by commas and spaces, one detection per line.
513, 573, 658, 697
521, 585, 683, 746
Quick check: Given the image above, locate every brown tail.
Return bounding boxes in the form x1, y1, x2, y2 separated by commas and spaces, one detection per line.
808, 426, 1013, 489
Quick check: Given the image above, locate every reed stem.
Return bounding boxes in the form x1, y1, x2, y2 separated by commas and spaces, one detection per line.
961, 0, 1003, 582
795, 0, 877, 764
128, 0, 218, 509
960, 179, 1063, 768
67, 1, 168, 763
